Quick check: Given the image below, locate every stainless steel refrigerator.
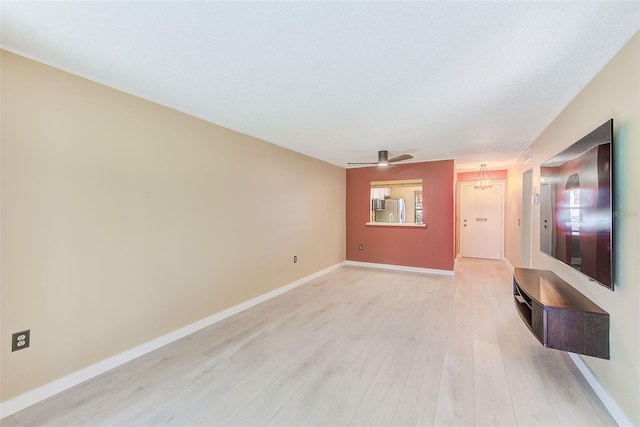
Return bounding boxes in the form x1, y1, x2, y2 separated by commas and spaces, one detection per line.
375, 198, 405, 223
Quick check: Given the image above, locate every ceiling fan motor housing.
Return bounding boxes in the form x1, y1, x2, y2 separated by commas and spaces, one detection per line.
378, 150, 389, 164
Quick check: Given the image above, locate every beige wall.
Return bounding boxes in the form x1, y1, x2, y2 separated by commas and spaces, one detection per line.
505, 32, 640, 424
0, 50, 346, 401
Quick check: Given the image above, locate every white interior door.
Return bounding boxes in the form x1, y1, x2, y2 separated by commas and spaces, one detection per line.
460, 182, 504, 259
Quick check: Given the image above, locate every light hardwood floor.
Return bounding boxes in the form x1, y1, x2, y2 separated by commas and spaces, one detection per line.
2, 258, 615, 426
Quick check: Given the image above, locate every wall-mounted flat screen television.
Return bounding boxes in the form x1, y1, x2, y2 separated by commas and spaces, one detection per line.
540, 119, 614, 290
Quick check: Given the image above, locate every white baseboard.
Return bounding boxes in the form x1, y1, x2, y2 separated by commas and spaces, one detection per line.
0, 261, 346, 419
568, 352, 632, 426
345, 260, 454, 276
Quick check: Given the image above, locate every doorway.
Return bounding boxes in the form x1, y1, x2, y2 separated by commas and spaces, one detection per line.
460, 182, 504, 259
521, 169, 533, 267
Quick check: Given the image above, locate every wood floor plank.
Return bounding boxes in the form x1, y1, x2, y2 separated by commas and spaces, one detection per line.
304, 274, 416, 426
185, 306, 353, 424
390, 278, 453, 426
264, 337, 371, 426
433, 351, 476, 426
491, 286, 562, 426
0, 416, 19, 427
348, 279, 441, 426
9, 375, 114, 425
532, 350, 615, 426
473, 339, 519, 426
501, 351, 562, 426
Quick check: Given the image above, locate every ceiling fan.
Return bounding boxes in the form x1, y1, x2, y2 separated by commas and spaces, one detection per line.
347, 150, 413, 166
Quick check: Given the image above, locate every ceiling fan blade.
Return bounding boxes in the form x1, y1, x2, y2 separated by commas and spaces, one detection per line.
388, 154, 413, 163
348, 150, 411, 166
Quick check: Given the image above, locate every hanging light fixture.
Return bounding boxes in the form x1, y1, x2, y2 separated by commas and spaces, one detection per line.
474, 164, 492, 189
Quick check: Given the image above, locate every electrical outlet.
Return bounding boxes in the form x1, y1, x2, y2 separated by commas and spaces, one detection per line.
293, 256, 297, 263
358, 245, 363, 250
12, 329, 30, 352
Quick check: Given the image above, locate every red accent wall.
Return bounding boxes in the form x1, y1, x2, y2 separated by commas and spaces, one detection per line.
346, 160, 455, 271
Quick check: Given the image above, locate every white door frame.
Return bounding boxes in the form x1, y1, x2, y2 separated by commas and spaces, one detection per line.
521, 169, 533, 268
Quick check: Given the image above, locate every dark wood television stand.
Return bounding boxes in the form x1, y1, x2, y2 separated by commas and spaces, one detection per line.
513, 268, 609, 359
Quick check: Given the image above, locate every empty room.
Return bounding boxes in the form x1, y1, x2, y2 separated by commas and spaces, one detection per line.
1, 2, 639, 426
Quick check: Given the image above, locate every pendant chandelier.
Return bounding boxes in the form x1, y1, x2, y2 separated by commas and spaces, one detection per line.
474, 164, 492, 189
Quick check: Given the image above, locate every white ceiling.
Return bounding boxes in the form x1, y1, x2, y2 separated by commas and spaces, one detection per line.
2, 2, 639, 171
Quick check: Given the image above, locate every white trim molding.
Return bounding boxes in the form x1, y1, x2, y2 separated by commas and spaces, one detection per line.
0, 261, 346, 418
568, 353, 632, 426
345, 260, 454, 276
